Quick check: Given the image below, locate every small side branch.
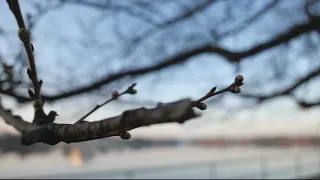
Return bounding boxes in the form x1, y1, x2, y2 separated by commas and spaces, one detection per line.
7, 0, 42, 101
75, 83, 137, 123
191, 75, 244, 110
0, 99, 40, 133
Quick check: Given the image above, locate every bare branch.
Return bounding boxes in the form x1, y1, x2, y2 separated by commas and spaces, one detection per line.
7, 0, 42, 101
217, 0, 279, 39
1, 99, 198, 146
33, 20, 320, 102
241, 66, 320, 103
62, 0, 157, 25
0, 73, 244, 146
191, 75, 244, 110
127, 0, 216, 53
0, 100, 39, 134
75, 83, 137, 123
0, 12, 319, 104
298, 99, 320, 108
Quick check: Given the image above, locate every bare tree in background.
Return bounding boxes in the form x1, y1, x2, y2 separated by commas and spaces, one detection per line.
0, 0, 319, 146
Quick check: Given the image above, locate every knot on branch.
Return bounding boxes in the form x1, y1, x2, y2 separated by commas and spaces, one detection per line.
18, 28, 31, 43
21, 123, 60, 146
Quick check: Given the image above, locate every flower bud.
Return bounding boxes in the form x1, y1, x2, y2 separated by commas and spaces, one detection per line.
127, 88, 137, 94
209, 87, 217, 94
196, 103, 207, 110
112, 91, 119, 99
235, 75, 244, 86
120, 132, 131, 140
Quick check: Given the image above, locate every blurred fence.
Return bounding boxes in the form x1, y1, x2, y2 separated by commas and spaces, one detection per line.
26, 148, 320, 179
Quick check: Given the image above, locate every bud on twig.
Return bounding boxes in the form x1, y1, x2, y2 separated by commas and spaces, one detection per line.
39, 80, 43, 87
234, 75, 244, 86
27, 68, 32, 79
28, 89, 35, 98
196, 103, 207, 110
33, 99, 43, 110
112, 91, 119, 99
18, 28, 31, 43
126, 83, 137, 94
120, 131, 131, 140
209, 87, 217, 94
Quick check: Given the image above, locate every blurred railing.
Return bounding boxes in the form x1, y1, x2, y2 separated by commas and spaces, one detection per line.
25, 148, 320, 179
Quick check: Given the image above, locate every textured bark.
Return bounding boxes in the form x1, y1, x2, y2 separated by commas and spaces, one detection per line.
0, 99, 199, 146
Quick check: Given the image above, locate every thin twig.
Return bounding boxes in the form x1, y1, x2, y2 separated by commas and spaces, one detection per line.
75, 83, 137, 123
191, 75, 244, 110
7, 0, 42, 100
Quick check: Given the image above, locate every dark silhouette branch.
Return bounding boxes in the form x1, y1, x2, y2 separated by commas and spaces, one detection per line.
240, 66, 320, 104
28, 19, 320, 102
298, 99, 320, 109
216, 0, 279, 39
1, 16, 318, 104
127, 0, 216, 51
62, 0, 157, 25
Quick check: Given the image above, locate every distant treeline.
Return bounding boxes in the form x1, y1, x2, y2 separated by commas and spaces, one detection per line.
0, 134, 179, 159
195, 136, 320, 147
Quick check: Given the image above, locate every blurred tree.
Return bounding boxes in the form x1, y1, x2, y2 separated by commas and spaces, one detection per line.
0, 0, 318, 106
0, 0, 319, 146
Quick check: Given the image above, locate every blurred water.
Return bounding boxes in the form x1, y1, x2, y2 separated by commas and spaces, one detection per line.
3, 147, 320, 179
27, 151, 320, 179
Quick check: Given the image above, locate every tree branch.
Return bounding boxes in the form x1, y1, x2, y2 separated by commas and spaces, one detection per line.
0, 75, 244, 146
0, 100, 39, 134
216, 0, 279, 39
240, 66, 320, 103
127, 0, 216, 51
298, 99, 320, 108
7, 0, 42, 101
29, 20, 320, 102
62, 0, 157, 25
1, 17, 318, 103
2, 1, 246, 148
1, 98, 198, 146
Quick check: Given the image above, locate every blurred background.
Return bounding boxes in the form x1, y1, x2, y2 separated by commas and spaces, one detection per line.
0, 0, 320, 179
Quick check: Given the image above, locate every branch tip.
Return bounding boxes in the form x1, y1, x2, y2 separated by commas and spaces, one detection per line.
75, 83, 138, 123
